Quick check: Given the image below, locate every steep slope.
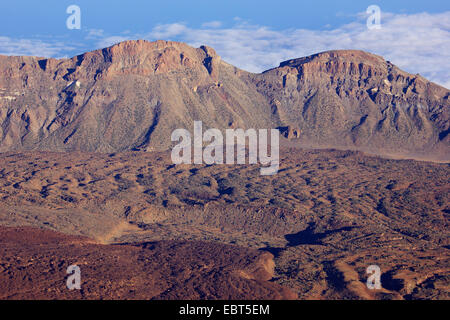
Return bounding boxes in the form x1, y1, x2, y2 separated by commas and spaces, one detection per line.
0, 40, 275, 152
0, 41, 448, 159
254, 50, 449, 159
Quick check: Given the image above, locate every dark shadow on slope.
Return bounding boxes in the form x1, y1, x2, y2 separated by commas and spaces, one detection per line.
260, 223, 356, 258
285, 223, 356, 247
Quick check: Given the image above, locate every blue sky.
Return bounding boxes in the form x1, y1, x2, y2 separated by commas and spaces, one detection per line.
1, 0, 450, 87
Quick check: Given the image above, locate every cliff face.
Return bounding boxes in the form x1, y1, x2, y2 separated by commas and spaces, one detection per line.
0, 41, 448, 159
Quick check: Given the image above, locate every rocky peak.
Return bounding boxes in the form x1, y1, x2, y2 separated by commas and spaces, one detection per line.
265, 49, 449, 102
274, 50, 392, 83
68, 40, 222, 79
7, 40, 224, 84
280, 50, 385, 68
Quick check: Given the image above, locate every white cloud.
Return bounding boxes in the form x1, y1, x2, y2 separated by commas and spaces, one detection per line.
96, 36, 131, 48
151, 23, 188, 39
86, 29, 105, 39
201, 21, 222, 28
0, 36, 75, 58
133, 11, 450, 88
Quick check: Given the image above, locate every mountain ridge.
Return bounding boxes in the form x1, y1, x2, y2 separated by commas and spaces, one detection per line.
0, 40, 448, 160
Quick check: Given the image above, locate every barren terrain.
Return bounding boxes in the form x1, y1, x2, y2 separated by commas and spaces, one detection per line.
0, 148, 448, 299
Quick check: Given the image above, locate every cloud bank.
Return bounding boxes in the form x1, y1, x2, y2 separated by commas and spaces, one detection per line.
137, 11, 450, 88
0, 37, 77, 58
